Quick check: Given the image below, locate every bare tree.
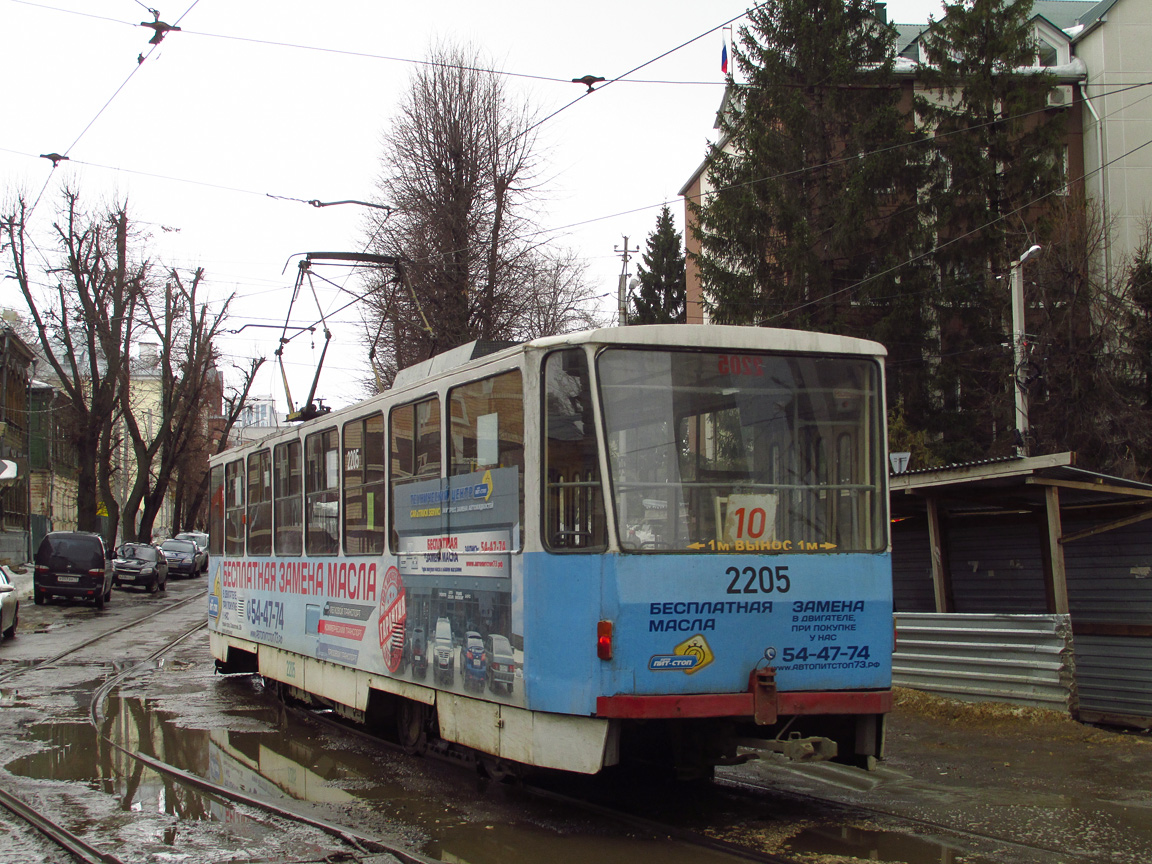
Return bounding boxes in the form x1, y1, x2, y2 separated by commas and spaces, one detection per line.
508, 248, 607, 340
361, 43, 600, 384
1025, 196, 1152, 478
4, 188, 263, 542
119, 268, 238, 542
175, 356, 266, 533
2, 189, 147, 542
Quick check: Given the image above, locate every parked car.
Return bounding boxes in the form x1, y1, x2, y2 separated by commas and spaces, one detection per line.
160, 538, 199, 579
174, 531, 209, 574
0, 566, 19, 639
33, 531, 113, 609
406, 625, 428, 679
433, 617, 454, 686
461, 631, 487, 691
113, 542, 168, 594
485, 633, 516, 695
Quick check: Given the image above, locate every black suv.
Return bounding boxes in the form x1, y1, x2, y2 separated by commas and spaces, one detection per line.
34, 531, 114, 609
113, 542, 168, 594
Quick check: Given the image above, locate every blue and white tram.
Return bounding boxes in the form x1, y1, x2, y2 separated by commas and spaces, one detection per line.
208, 324, 893, 777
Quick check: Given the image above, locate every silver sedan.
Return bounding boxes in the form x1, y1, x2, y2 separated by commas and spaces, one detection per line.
0, 565, 19, 639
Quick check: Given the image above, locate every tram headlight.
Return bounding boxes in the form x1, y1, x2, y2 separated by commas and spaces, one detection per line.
597, 620, 613, 661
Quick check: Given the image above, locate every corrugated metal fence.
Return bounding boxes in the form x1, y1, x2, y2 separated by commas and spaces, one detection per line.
893, 613, 1077, 713
1073, 635, 1152, 726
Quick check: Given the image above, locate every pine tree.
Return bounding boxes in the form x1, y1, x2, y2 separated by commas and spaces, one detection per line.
915, 0, 1067, 460
691, 0, 934, 432
630, 205, 686, 324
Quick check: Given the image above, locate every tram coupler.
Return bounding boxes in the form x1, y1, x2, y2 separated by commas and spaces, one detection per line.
755, 732, 839, 762
750, 667, 778, 725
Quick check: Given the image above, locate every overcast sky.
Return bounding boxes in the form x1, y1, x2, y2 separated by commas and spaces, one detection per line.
1, 0, 945, 414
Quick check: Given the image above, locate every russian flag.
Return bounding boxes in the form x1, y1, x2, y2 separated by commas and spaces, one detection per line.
721, 41, 728, 74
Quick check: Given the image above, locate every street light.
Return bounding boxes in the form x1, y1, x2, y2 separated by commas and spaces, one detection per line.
1010, 244, 1042, 456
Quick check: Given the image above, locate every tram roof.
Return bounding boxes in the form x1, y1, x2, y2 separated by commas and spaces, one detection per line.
391, 324, 887, 392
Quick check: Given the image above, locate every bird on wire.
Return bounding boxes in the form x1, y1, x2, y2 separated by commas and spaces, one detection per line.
140, 15, 181, 45
571, 74, 605, 93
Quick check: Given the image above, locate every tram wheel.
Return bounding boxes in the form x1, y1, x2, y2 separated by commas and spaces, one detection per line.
397, 699, 427, 754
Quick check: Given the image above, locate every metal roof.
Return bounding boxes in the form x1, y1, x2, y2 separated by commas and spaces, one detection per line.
889, 451, 1152, 516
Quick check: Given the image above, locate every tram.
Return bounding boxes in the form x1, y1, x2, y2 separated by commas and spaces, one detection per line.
208, 324, 893, 778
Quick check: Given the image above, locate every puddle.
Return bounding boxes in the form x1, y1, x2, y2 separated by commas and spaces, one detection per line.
426, 820, 738, 864
5, 690, 1010, 864
787, 824, 994, 863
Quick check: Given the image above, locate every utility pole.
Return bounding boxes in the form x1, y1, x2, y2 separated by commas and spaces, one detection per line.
614, 236, 639, 325
1010, 244, 1042, 456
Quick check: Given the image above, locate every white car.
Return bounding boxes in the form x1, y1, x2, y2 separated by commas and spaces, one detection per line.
432, 617, 454, 685
0, 566, 19, 639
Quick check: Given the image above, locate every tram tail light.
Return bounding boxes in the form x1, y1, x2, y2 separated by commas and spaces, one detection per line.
597, 620, 613, 661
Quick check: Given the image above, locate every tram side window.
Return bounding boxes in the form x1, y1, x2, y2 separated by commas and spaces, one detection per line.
449, 370, 524, 547
389, 397, 441, 550
274, 440, 303, 556
305, 428, 340, 556
224, 459, 245, 556
208, 464, 224, 556
246, 449, 272, 556
343, 413, 385, 555
543, 350, 605, 551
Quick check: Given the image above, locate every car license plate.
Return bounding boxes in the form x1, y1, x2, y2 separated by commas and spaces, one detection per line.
120, 573, 134, 581
58, 575, 79, 583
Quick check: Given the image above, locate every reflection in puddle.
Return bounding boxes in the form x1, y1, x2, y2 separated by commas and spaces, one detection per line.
426, 821, 737, 864
788, 824, 997, 864
4, 687, 995, 864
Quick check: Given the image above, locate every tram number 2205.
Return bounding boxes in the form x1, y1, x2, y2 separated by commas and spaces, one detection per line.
726, 565, 790, 595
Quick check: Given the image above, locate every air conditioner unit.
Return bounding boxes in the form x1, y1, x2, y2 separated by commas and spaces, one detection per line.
1046, 85, 1072, 108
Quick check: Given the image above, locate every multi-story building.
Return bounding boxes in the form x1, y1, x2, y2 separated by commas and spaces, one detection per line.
29, 379, 80, 548
0, 325, 36, 564
680, 0, 1151, 318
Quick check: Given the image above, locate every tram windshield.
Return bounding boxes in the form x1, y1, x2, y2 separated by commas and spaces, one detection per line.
598, 348, 885, 553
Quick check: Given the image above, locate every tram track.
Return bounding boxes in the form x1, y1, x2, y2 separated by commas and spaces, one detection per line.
713, 770, 1080, 860
320, 691, 1089, 864
2, 591, 1118, 864
286, 699, 802, 864
0, 590, 205, 687
0, 590, 438, 864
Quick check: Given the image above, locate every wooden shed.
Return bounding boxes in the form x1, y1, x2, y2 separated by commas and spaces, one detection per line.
890, 452, 1152, 728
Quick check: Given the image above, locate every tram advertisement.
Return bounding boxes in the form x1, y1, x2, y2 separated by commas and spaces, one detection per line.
392, 467, 523, 702
208, 466, 524, 705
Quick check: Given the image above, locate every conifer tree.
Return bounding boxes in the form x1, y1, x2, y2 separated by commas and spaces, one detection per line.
915, 0, 1066, 460
630, 205, 686, 324
691, 0, 934, 431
